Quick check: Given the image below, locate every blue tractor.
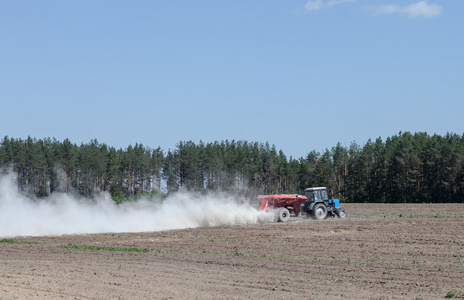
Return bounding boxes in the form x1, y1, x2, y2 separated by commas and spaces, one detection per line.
300, 187, 347, 220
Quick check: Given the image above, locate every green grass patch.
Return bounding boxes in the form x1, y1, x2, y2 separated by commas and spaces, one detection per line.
445, 290, 464, 298
58, 243, 152, 252
0, 239, 39, 245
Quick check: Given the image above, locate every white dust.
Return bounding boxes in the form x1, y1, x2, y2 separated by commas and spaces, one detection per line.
0, 173, 273, 237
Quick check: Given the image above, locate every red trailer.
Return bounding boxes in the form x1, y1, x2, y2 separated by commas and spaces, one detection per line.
258, 194, 307, 222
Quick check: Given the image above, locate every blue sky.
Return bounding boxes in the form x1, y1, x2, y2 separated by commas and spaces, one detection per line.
1, 1, 462, 159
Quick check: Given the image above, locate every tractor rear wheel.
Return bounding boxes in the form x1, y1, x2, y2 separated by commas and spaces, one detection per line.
336, 208, 347, 218
312, 203, 328, 220
277, 208, 290, 222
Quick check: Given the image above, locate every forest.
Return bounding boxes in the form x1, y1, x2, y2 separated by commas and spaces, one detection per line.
0, 132, 463, 203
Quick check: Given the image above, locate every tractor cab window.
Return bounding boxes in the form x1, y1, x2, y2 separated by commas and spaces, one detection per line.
318, 190, 329, 201
305, 191, 313, 201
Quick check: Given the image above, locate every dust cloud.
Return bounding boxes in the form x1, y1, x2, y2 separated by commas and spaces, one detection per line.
0, 173, 273, 237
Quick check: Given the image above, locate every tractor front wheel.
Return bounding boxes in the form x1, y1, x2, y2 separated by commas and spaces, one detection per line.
336, 207, 347, 218
312, 203, 328, 220
277, 208, 290, 222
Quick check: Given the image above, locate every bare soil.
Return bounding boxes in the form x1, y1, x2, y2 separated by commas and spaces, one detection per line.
1, 203, 464, 299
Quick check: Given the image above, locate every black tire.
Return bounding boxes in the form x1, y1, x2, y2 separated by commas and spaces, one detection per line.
336, 207, 347, 218
312, 203, 328, 220
301, 202, 313, 218
303, 205, 314, 219
277, 208, 290, 222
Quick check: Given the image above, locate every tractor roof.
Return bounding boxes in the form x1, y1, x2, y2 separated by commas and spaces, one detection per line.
304, 187, 327, 191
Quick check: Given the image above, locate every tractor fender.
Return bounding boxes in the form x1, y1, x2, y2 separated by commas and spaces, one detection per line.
309, 201, 322, 210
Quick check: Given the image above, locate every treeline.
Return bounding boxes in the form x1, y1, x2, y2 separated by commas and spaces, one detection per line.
0, 132, 463, 203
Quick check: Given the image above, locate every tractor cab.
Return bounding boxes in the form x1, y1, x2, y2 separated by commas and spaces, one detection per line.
304, 187, 329, 203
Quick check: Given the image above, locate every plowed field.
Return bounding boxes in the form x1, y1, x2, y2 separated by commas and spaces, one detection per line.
1, 203, 464, 299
